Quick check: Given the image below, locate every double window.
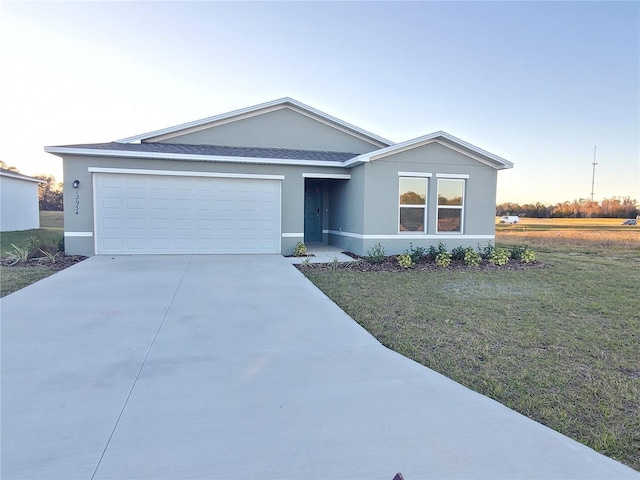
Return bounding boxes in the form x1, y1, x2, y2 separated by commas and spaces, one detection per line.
398, 175, 466, 234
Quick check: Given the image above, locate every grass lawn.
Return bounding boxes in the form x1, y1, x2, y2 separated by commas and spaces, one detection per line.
0, 211, 64, 297
303, 229, 640, 470
0, 265, 57, 297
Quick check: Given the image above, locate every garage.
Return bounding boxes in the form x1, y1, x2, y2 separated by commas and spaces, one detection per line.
93, 172, 281, 254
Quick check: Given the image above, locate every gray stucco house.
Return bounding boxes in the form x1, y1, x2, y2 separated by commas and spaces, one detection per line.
0, 169, 44, 232
45, 98, 513, 256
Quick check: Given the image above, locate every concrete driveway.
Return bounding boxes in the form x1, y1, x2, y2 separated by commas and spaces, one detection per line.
2, 255, 638, 479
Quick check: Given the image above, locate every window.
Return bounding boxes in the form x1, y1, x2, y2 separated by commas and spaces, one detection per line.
437, 178, 465, 233
399, 177, 427, 232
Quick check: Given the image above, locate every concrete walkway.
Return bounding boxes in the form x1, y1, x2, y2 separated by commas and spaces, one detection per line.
1, 255, 637, 479
286, 242, 357, 264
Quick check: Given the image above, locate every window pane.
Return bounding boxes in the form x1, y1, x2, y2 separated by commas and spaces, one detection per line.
438, 179, 464, 206
400, 178, 426, 205
400, 207, 425, 232
438, 208, 461, 232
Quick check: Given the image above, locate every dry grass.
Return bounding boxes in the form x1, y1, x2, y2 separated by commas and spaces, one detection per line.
496, 218, 639, 252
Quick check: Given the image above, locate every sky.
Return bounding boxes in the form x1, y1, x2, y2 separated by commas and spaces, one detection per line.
0, 1, 638, 205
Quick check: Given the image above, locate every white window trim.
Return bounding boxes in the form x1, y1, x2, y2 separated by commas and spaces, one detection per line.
397, 171, 432, 178
436, 173, 469, 179
398, 176, 428, 234
436, 178, 466, 234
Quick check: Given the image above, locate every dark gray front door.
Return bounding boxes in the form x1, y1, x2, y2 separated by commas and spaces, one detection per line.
304, 185, 323, 242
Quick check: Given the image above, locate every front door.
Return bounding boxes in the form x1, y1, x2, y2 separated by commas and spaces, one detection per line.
304, 184, 323, 242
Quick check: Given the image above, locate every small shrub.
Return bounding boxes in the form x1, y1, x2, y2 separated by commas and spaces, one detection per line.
477, 242, 495, 259
508, 245, 528, 260
367, 242, 386, 264
5, 243, 31, 265
37, 249, 60, 264
397, 253, 413, 269
329, 256, 340, 270
427, 242, 448, 261
406, 243, 426, 262
520, 248, 536, 263
451, 246, 466, 261
293, 241, 307, 257
435, 251, 451, 268
464, 248, 481, 267
300, 257, 312, 268
489, 248, 510, 266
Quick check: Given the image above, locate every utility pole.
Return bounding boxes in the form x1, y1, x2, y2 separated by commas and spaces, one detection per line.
590, 145, 597, 203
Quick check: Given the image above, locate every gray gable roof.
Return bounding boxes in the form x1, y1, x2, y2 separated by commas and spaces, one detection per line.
51, 142, 359, 163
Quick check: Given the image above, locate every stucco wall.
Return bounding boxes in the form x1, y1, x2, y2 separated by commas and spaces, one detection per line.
153, 108, 381, 154
58, 139, 502, 257
61, 155, 347, 256
330, 141, 499, 255
0, 176, 41, 232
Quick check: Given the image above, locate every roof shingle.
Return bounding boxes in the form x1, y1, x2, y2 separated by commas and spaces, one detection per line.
55, 142, 360, 162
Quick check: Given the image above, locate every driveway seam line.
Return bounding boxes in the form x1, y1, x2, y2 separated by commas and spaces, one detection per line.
90, 255, 194, 480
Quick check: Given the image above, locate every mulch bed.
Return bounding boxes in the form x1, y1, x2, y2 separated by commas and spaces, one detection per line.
296, 252, 545, 272
0, 255, 88, 272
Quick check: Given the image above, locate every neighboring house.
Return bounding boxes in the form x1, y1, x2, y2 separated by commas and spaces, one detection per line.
0, 169, 45, 232
45, 98, 513, 256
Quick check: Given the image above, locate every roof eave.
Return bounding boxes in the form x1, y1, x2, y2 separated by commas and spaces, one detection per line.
43, 146, 350, 168
0, 170, 46, 183
347, 131, 513, 170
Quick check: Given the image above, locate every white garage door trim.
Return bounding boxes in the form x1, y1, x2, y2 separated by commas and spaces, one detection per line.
92, 169, 282, 255
88, 166, 284, 181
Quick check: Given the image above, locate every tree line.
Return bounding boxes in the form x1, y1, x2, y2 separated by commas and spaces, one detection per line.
497, 197, 639, 219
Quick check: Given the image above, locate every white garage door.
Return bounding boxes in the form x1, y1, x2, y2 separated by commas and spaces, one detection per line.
94, 173, 281, 254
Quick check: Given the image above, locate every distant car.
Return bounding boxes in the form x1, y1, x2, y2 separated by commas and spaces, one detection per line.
621, 219, 637, 226
499, 215, 520, 224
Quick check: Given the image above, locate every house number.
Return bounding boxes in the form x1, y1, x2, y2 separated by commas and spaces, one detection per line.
75, 191, 80, 215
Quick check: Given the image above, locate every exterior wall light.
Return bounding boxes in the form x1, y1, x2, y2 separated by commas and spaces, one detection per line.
72, 180, 80, 188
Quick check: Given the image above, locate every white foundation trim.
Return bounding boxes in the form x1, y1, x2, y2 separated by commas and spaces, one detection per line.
64, 232, 93, 237
282, 233, 304, 238
326, 230, 494, 241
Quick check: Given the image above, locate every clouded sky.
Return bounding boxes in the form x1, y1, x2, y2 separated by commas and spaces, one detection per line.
1, 1, 638, 204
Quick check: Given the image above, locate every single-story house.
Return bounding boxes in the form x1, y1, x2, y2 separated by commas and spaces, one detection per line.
0, 169, 45, 232
45, 98, 513, 257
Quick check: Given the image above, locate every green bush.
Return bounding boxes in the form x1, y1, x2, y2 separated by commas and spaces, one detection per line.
520, 248, 536, 263
489, 248, 510, 266
428, 242, 448, 260
508, 245, 528, 260
293, 241, 307, 257
435, 251, 451, 268
397, 253, 413, 269
464, 248, 481, 267
406, 243, 426, 262
451, 246, 466, 261
367, 242, 386, 264
477, 242, 495, 259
